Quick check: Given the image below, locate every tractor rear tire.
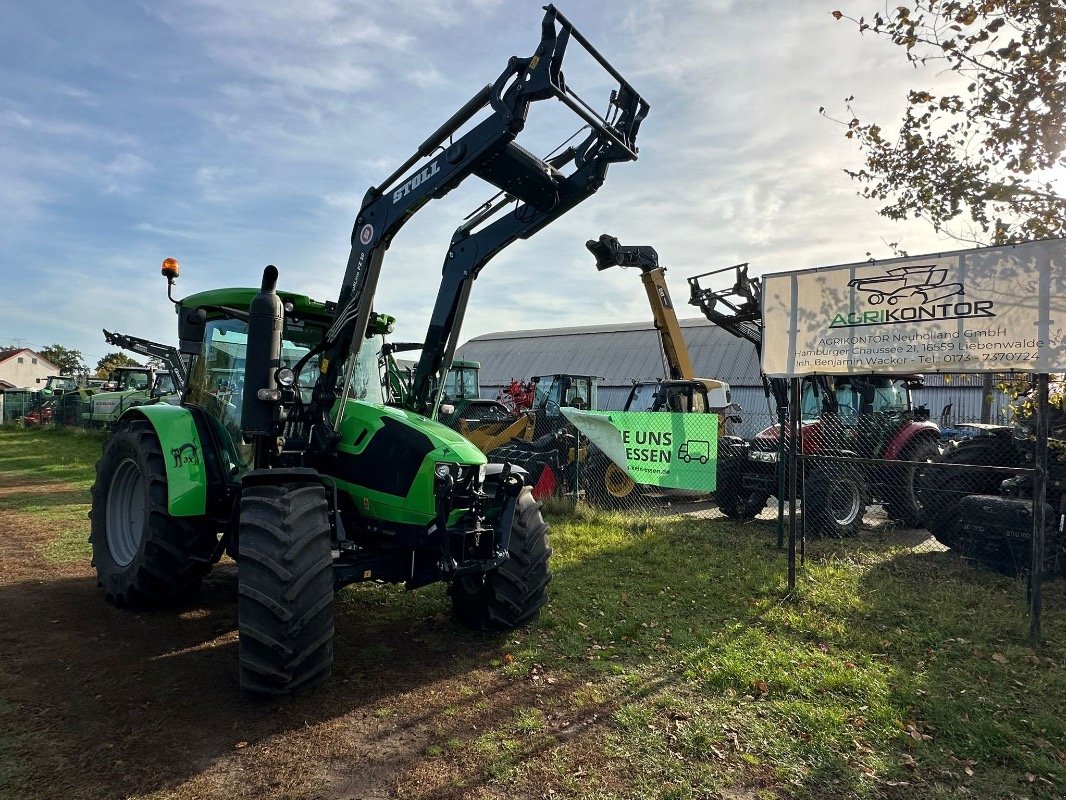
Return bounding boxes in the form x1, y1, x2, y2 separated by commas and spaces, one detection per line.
237, 482, 334, 695
450, 486, 552, 631
883, 438, 941, 527
715, 457, 769, 520
804, 465, 866, 537
90, 418, 216, 607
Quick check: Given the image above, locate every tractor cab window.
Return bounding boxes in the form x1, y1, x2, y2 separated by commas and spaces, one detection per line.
187, 317, 322, 468
626, 382, 659, 411
870, 379, 908, 413
346, 335, 386, 405
153, 372, 176, 396
187, 319, 250, 455
114, 370, 150, 391
537, 376, 594, 415
799, 381, 825, 420
442, 364, 478, 402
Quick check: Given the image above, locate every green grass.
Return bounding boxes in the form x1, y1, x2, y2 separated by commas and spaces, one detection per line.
2, 427, 1064, 798
0, 426, 101, 564
0, 425, 103, 487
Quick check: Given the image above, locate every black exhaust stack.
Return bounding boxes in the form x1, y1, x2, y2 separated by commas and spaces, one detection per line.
241, 265, 284, 442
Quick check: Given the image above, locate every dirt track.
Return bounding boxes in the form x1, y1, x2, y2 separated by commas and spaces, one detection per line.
0, 483, 592, 800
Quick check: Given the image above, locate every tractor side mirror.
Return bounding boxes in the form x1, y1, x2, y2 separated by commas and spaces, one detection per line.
178, 308, 207, 356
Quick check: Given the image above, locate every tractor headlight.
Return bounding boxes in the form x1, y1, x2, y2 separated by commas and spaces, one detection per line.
435, 462, 454, 480
275, 367, 296, 388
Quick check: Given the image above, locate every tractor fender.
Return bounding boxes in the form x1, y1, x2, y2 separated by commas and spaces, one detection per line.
883, 420, 941, 461
120, 405, 208, 517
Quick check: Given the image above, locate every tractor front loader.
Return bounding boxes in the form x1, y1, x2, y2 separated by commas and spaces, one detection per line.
689, 265, 940, 535
89, 5, 647, 695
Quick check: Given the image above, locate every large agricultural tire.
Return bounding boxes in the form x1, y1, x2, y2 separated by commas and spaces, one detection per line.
583, 454, 637, 509
804, 465, 866, 538
89, 418, 216, 607
237, 482, 335, 695
882, 438, 941, 528
919, 438, 1012, 549
714, 457, 769, 520
450, 486, 552, 631
954, 495, 1062, 577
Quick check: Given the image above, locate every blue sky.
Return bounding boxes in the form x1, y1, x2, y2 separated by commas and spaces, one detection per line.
1, 0, 956, 370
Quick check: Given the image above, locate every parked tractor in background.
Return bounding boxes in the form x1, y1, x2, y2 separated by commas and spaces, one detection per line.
689, 264, 941, 535
89, 4, 646, 695
919, 382, 1066, 576
34, 375, 100, 426
36, 375, 80, 398
84, 365, 176, 428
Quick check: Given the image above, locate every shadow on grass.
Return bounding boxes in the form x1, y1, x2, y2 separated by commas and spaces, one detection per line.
3, 496, 1063, 800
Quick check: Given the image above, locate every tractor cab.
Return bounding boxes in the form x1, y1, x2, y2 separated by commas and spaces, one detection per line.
624, 378, 732, 413
103, 366, 155, 392
441, 360, 481, 403
36, 375, 79, 397
533, 374, 598, 414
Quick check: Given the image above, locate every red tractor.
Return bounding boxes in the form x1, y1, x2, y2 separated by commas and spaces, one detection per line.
689, 264, 942, 535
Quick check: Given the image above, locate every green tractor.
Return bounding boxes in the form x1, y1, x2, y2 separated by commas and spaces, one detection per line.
84, 365, 176, 427
89, 5, 647, 695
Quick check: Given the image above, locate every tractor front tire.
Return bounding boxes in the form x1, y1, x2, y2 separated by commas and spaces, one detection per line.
450, 487, 552, 631
90, 418, 215, 607
715, 457, 769, 520
238, 482, 334, 695
883, 438, 941, 527
804, 465, 866, 537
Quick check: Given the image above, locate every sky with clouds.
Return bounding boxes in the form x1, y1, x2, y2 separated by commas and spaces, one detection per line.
1, 0, 961, 370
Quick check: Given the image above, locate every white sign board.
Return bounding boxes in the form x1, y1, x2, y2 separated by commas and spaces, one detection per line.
761, 238, 1066, 377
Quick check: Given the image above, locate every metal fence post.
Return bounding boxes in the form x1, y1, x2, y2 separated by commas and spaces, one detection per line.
776, 402, 786, 550
787, 378, 800, 593
1029, 373, 1048, 647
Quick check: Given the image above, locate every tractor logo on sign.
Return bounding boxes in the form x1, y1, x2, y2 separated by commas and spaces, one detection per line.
847, 265, 964, 306
171, 442, 200, 468
830, 264, 995, 329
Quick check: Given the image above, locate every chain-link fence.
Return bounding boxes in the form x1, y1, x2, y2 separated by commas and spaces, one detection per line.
1, 385, 170, 430
517, 371, 1055, 642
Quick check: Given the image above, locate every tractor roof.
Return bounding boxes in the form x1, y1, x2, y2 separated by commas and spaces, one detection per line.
179, 287, 334, 326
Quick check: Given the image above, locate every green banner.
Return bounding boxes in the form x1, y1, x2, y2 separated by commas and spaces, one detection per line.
561, 408, 717, 491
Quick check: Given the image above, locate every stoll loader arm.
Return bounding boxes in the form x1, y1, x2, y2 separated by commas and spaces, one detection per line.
288, 4, 648, 454
405, 122, 648, 418
102, 328, 188, 391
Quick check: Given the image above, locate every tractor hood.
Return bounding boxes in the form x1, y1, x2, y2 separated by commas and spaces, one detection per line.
328, 399, 487, 527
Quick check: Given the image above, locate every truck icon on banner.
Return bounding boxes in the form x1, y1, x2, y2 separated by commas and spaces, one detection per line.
677, 439, 710, 464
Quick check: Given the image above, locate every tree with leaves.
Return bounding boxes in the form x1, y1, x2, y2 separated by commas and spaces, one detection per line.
38, 344, 87, 376
828, 2, 1066, 245
95, 352, 141, 380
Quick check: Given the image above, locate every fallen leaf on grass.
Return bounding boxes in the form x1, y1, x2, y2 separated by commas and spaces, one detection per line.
991, 652, 1007, 664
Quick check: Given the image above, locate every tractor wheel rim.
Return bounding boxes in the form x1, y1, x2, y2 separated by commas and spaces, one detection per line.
830, 481, 861, 526
106, 458, 146, 567
604, 464, 635, 498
